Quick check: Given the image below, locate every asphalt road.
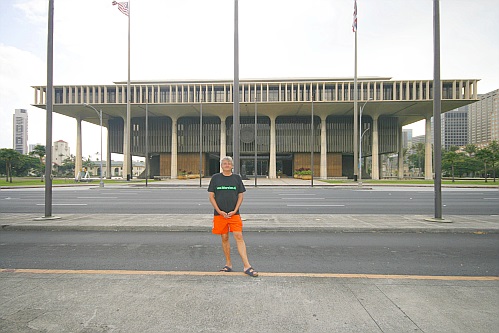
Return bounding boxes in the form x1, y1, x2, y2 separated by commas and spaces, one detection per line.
1, 186, 498, 215
1, 231, 497, 276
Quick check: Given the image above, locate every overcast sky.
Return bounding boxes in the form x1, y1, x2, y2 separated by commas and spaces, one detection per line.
1, 0, 498, 160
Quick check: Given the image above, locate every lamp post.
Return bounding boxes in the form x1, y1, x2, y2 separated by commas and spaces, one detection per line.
199, 98, 203, 188
83, 103, 104, 188
358, 98, 372, 187
254, 100, 257, 187
145, 98, 149, 187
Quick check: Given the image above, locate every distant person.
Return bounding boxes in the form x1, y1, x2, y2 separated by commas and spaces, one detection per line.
208, 156, 258, 277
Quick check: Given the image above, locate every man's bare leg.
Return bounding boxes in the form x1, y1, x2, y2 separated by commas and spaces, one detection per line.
221, 233, 232, 269
233, 231, 256, 275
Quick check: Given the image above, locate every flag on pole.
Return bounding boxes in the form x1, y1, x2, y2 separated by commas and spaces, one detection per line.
112, 1, 129, 16
352, 0, 357, 32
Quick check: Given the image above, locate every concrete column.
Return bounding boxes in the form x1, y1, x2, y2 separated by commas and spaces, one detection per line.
75, 117, 82, 179
398, 124, 404, 179
425, 116, 433, 180
121, 116, 130, 179
220, 117, 227, 159
171, 116, 178, 179
320, 115, 327, 179
371, 115, 380, 180
106, 121, 111, 179
219, 117, 226, 172
269, 115, 277, 179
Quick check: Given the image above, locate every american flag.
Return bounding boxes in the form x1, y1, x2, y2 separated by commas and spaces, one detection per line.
112, 1, 129, 16
352, 0, 357, 32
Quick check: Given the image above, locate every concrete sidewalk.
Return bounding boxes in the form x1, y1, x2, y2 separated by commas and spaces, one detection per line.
1, 213, 498, 234
1, 269, 498, 333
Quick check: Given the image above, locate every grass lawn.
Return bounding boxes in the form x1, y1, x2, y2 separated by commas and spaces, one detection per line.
0, 177, 151, 187
322, 179, 498, 186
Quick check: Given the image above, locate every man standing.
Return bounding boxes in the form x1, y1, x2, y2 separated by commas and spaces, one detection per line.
208, 156, 258, 277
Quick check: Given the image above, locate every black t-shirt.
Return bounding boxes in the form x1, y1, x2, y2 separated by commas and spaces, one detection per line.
208, 173, 246, 216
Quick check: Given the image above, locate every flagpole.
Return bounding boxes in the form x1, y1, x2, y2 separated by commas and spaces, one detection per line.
433, 0, 443, 219
126, 0, 131, 180
233, 0, 240, 175
353, 1, 358, 182
45, 0, 54, 217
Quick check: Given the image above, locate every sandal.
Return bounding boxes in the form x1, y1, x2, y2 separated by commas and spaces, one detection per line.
219, 265, 232, 272
244, 267, 259, 277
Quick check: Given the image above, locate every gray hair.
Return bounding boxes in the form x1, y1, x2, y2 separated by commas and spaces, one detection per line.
220, 156, 233, 166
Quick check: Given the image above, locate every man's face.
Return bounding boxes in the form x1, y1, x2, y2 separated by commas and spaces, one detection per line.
221, 160, 233, 172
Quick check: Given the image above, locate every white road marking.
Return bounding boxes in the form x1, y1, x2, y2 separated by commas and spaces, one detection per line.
77, 197, 118, 199
278, 194, 317, 196
282, 198, 325, 200
36, 204, 88, 206
287, 204, 345, 207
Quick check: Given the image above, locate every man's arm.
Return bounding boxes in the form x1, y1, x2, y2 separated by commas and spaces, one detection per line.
208, 192, 228, 218
228, 192, 244, 217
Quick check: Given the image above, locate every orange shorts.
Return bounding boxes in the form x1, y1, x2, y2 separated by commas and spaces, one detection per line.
212, 214, 243, 234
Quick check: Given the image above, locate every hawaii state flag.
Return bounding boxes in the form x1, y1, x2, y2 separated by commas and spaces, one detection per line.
352, 0, 357, 32
112, 1, 129, 16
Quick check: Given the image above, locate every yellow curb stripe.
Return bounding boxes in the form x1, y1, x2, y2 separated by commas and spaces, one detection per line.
1, 268, 498, 281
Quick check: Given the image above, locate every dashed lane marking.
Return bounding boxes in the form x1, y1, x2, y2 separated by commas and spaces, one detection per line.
287, 204, 345, 207
1, 268, 497, 281
36, 204, 88, 206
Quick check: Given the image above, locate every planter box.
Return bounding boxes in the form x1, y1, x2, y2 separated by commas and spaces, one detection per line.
301, 175, 312, 180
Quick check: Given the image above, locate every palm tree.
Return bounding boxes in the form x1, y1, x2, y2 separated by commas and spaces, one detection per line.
0, 149, 21, 183
442, 146, 461, 182
488, 141, 499, 182
464, 144, 477, 157
476, 148, 493, 182
30, 145, 46, 181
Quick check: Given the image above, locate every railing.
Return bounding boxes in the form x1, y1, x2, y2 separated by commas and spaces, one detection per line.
33, 79, 479, 106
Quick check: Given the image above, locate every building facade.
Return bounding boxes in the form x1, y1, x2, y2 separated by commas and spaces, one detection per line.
85, 160, 145, 178
402, 128, 412, 149
13, 109, 28, 155
52, 140, 71, 166
441, 107, 468, 150
32, 77, 478, 180
468, 89, 499, 145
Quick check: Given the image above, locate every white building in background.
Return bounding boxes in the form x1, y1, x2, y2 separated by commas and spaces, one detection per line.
13, 109, 28, 154
32, 77, 478, 180
468, 89, 499, 145
441, 107, 468, 150
52, 140, 71, 165
402, 128, 412, 148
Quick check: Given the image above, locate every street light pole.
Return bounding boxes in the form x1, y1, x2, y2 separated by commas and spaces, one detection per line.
358, 98, 372, 187
254, 100, 257, 187
84, 103, 104, 188
199, 99, 203, 188
145, 98, 148, 187
311, 91, 314, 187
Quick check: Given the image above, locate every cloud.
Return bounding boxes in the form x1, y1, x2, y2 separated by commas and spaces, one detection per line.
0, 43, 45, 148
13, 0, 47, 24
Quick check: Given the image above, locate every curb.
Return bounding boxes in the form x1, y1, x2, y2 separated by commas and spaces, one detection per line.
1, 224, 497, 234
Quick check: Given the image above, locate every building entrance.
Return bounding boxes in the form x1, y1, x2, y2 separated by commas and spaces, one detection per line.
241, 157, 268, 178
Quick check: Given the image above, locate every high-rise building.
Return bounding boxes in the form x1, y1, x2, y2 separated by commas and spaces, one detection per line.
402, 128, 413, 148
53, 140, 71, 166
13, 109, 28, 154
441, 107, 468, 149
468, 89, 499, 145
